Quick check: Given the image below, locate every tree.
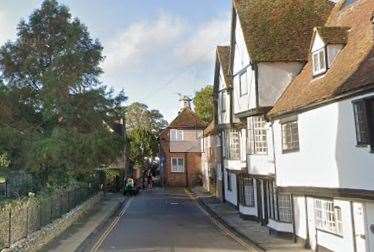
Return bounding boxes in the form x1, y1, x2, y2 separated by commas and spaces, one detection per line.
193, 85, 214, 124
123, 102, 167, 169
125, 102, 168, 134
0, 0, 126, 186
128, 128, 158, 167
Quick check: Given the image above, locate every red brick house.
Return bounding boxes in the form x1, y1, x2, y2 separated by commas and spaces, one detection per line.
159, 97, 206, 187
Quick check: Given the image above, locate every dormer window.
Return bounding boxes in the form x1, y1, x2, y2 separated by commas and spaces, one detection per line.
312, 48, 327, 76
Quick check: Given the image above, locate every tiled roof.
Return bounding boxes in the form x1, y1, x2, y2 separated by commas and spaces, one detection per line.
203, 121, 217, 136
315, 26, 350, 45
269, 0, 374, 118
233, 0, 333, 62
216, 46, 232, 88
168, 108, 206, 129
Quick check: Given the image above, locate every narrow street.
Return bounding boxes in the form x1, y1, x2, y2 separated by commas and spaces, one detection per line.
89, 188, 249, 252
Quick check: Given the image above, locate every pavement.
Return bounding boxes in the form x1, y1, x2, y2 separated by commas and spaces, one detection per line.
40, 192, 125, 252
190, 187, 311, 252
86, 187, 252, 252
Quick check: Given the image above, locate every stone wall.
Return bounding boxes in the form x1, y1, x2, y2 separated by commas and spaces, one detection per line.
0, 187, 99, 251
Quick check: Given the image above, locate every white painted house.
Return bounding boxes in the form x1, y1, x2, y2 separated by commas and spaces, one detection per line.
213, 46, 246, 206
268, 0, 374, 251
229, 0, 333, 229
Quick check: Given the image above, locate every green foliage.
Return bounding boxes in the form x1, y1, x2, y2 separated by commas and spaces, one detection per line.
0, 0, 126, 186
124, 102, 168, 134
0, 153, 10, 170
193, 85, 214, 124
124, 102, 167, 168
128, 128, 158, 167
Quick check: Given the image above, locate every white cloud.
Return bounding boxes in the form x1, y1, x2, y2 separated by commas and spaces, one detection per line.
102, 12, 186, 73
0, 10, 15, 46
174, 13, 231, 66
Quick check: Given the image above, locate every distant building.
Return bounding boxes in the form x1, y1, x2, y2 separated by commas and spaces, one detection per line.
159, 96, 206, 187
201, 121, 221, 197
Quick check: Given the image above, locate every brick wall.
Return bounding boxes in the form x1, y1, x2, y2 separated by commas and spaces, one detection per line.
163, 152, 202, 187
160, 129, 202, 187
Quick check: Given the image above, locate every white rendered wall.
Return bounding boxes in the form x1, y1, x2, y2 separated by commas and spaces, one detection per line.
239, 205, 257, 216
268, 219, 293, 233
224, 169, 238, 206
218, 66, 230, 125
293, 196, 308, 240
257, 62, 303, 108
274, 92, 374, 189
312, 32, 325, 52
365, 202, 374, 251
232, 13, 256, 115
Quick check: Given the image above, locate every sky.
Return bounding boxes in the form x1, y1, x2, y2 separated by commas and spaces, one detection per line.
0, 0, 231, 122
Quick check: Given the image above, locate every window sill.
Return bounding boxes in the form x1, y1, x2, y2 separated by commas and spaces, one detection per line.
316, 228, 343, 238
269, 217, 293, 224
282, 149, 299, 154
312, 70, 327, 78
248, 152, 268, 156
171, 171, 185, 174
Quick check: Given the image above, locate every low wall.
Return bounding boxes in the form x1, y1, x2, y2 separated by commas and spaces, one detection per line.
2, 192, 103, 252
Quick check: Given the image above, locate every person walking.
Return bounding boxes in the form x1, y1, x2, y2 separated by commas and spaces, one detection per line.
147, 169, 153, 190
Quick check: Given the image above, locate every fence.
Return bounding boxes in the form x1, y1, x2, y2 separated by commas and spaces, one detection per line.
0, 185, 98, 250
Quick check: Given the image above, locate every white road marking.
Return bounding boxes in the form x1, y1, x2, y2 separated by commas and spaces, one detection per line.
184, 189, 258, 252
90, 197, 134, 252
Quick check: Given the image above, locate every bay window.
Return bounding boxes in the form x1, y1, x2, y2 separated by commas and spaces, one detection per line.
277, 194, 293, 223
224, 130, 240, 160
248, 116, 268, 154
239, 177, 255, 207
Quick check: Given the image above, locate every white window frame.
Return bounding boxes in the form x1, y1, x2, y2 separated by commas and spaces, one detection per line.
314, 199, 343, 236
171, 157, 185, 173
170, 129, 184, 141
226, 130, 240, 160
312, 48, 327, 76
239, 71, 248, 96
248, 116, 268, 155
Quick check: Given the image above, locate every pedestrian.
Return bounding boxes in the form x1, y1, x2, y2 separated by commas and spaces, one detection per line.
147, 169, 153, 190
142, 169, 147, 190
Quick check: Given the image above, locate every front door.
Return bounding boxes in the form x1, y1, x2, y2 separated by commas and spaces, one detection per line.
353, 202, 368, 252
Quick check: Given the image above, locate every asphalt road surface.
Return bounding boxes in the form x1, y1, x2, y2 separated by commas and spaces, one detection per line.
92, 188, 249, 252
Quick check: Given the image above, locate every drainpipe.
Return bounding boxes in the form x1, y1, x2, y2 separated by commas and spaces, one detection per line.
220, 131, 226, 202
305, 196, 311, 249
291, 194, 297, 243
350, 201, 357, 252
185, 153, 189, 188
